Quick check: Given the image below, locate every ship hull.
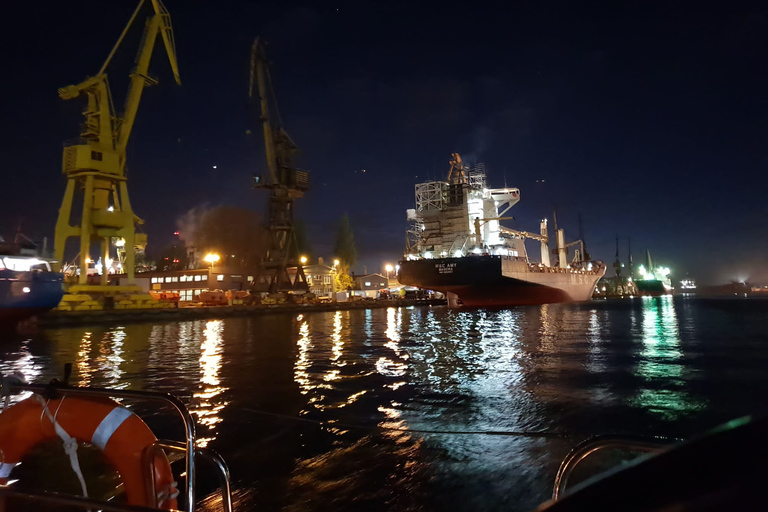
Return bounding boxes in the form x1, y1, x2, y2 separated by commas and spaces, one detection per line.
398, 256, 604, 307
0, 270, 64, 322
635, 279, 673, 296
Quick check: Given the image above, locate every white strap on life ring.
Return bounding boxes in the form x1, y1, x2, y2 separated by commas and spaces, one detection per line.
35, 394, 89, 499
91, 406, 132, 450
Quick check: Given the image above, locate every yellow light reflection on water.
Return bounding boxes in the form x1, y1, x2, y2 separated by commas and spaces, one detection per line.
295, 320, 312, 394
330, 311, 344, 364
97, 328, 126, 388
192, 319, 229, 447
77, 331, 93, 387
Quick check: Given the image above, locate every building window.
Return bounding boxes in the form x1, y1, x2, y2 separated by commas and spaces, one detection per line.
247, 276, 253, 282
217, 274, 224, 282
165, 277, 172, 283
151, 277, 158, 283
324, 275, 331, 284
380, 282, 385, 287
180, 275, 187, 282
171, 276, 178, 282
232, 275, 241, 278
91, 150, 103, 161
194, 275, 202, 282
365, 281, 371, 286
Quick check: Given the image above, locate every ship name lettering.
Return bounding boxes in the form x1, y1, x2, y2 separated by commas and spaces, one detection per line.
435, 262, 457, 274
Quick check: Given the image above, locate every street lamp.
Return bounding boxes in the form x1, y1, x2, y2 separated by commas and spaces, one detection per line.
203, 253, 220, 268
385, 263, 394, 279
300, 256, 308, 264
333, 259, 340, 267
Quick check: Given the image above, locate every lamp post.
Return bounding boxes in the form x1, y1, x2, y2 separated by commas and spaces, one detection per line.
203, 253, 220, 268
385, 264, 394, 279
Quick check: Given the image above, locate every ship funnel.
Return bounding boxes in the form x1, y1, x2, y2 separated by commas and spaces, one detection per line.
557, 228, 567, 269
540, 219, 551, 267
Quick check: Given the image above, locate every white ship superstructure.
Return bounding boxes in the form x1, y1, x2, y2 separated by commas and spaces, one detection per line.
398, 153, 605, 307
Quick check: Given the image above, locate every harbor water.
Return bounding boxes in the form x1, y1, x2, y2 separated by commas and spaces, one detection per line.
2, 296, 768, 511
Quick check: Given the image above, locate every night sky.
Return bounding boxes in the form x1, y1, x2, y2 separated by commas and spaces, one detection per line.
1, 1, 766, 284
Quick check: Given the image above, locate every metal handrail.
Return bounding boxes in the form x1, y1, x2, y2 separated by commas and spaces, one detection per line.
552, 435, 676, 500
155, 440, 233, 512
1, 381, 200, 511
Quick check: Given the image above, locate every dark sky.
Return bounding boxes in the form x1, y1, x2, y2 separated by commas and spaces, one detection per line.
1, 0, 766, 284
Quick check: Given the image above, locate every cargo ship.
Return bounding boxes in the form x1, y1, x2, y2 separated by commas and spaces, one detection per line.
634, 249, 673, 296
0, 235, 64, 322
397, 154, 605, 307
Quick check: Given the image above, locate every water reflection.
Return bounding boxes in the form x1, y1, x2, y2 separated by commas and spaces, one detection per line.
377, 308, 408, 380
96, 327, 126, 388
3, 300, 763, 512
77, 331, 93, 386
192, 319, 229, 448
631, 297, 705, 419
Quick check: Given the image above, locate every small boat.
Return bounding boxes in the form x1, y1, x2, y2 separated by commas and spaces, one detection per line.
0, 234, 64, 323
0, 255, 65, 322
0, 369, 233, 511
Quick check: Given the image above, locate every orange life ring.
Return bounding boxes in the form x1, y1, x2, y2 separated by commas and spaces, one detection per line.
0, 395, 177, 510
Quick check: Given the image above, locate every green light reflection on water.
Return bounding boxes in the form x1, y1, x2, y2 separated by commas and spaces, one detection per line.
630, 296, 706, 420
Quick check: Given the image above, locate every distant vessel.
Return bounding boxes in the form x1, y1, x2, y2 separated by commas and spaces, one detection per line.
397, 153, 605, 307
634, 249, 673, 296
679, 278, 697, 293
0, 235, 64, 322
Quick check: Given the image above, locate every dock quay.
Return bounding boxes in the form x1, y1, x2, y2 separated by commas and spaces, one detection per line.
35, 298, 446, 328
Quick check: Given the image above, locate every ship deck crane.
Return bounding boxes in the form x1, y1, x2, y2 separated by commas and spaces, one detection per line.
248, 39, 309, 293
54, 0, 180, 297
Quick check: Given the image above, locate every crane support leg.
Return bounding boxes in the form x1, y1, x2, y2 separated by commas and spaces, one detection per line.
54, 179, 77, 272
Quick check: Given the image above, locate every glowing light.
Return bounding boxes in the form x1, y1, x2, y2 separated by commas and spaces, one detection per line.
333, 259, 340, 266
472, 247, 482, 254
453, 250, 463, 258
385, 264, 394, 273
22, 287, 30, 293
424, 251, 433, 259
300, 256, 308, 264
107, 206, 114, 212
2, 257, 50, 271
203, 253, 220, 264
114, 238, 126, 248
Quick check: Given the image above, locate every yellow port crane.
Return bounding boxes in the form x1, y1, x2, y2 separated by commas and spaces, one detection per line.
248, 39, 309, 293
54, 0, 180, 294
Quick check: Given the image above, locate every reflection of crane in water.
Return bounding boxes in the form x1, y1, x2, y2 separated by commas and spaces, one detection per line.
248, 39, 309, 293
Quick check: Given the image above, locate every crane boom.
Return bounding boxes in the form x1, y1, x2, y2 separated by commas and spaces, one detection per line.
53, 0, 180, 292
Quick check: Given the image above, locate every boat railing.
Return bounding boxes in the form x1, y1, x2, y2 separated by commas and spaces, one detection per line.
552, 434, 676, 500
0, 375, 233, 512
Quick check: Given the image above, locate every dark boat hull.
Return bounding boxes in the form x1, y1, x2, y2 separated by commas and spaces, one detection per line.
398, 256, 602, 307
635, 279, 673, 296
0, 270, 64, 322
